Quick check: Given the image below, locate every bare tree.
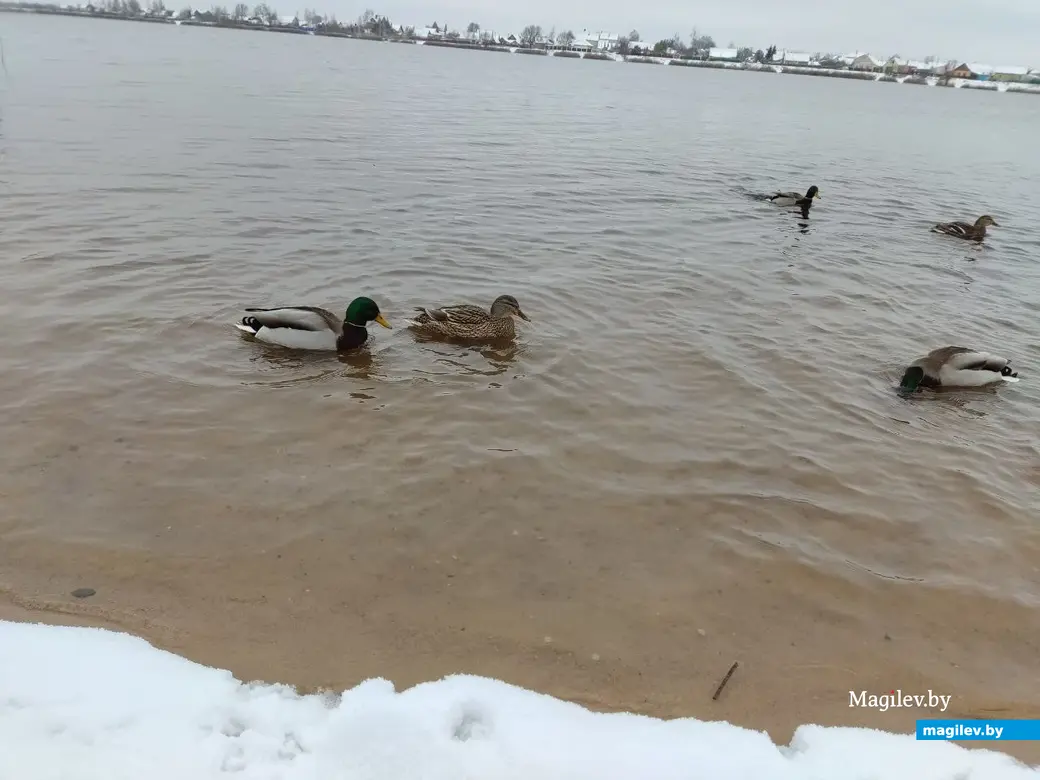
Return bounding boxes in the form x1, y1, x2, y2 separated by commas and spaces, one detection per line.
628, 29, 639, 42
688, 27, 715, 54
519, 24, 541, 46
177, 5, 191, 17
465, 21, 479, 38
616, 36, 630, 55
556, 29, 574, 46
736, 46, 753, 61
148, 0, 165, 13
211, 5, 228, 20
545, 26, 555, 44
232, 2, 247, 17
125, 0, 141, 13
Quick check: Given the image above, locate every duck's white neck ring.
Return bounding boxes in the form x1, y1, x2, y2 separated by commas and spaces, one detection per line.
344, 321, 366, 329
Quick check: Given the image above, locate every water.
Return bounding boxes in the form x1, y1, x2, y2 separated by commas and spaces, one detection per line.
1, 14, 1039, 757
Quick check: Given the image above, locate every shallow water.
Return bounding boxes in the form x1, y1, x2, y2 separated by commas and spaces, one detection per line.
1, 14, 1038, 753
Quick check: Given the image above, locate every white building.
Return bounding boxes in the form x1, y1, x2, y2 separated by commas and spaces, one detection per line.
778, 50, 813, 65
575, 29, 618, 51
410, 26, 444, 39
708, 47, 741, 61
844, 53, 885, 71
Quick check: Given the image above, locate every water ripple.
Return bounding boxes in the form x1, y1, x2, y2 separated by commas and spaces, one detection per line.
0, 14, 1038, 623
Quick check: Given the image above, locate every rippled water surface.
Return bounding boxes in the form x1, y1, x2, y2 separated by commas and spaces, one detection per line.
1, 14, 1039, 745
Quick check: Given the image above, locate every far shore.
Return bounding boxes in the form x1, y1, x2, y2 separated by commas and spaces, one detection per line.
4, 3, 1040, 96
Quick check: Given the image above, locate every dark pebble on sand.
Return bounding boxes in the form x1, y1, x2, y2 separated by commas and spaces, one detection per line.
71, 588, 96, 599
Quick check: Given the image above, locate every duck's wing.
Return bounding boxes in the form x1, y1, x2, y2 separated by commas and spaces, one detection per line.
413, 304, 489, 325
932, 221, 973, 237
768, 191, 801, 202
242, 306, 342, 333
941, 348, 1011, 373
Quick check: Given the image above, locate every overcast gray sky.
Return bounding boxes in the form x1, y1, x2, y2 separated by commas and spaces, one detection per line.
315, 0, 1038, 65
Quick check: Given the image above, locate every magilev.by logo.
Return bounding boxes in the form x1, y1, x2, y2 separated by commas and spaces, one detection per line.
849, 689, 952, 712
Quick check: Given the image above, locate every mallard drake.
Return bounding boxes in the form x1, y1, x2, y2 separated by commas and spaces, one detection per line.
899, 346, 1020, 392
234, 296, 390, 351
405, 294, 529, 340
930, 215, 999, 241
768, 185, 820, 208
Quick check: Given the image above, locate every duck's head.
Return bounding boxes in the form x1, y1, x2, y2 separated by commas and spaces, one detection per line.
975, 215, 999, 228
346, 296, 391, 329
899, 366, 924, 394
490, 294, 530, 321
805, 185, 821, 200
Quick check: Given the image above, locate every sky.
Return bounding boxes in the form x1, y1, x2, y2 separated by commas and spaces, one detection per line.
308, 0, 1039, 65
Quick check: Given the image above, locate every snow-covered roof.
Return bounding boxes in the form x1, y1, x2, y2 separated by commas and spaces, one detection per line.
708, 48, 741, 60
780, 50, 813, 64
993, 65, 1029, 75
846, 53, 884, 66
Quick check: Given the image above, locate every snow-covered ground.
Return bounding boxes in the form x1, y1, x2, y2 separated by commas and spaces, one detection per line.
1, 620, 1037, 779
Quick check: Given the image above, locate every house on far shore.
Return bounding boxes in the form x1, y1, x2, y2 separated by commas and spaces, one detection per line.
844, 53, 884, 71
885, 57, 942, 75
410, 26, 445, 39
577, 30, 618, 51
947, 63, 1001, 80
778, 50, 813, 66
707, 47, 741, 62
991, 65, 1031, 82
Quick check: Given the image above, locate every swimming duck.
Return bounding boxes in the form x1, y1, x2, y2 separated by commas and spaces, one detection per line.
899, 346, 1020, 392
930, 215, 999, 241
768, 185, 820, 208
234, 296, 390, 351
405, 294, 529, 340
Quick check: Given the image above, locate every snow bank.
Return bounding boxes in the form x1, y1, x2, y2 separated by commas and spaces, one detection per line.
1, 620, 1037, 780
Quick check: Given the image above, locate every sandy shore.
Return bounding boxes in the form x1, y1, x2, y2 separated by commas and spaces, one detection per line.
3, 533, 1037, 765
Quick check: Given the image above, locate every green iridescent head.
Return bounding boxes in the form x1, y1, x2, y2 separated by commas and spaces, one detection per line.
345, 297, 390, 329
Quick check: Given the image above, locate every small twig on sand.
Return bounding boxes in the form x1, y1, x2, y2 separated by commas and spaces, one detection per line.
712, 661, 739, 701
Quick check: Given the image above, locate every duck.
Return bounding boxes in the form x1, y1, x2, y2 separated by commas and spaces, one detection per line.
930, 215, 999, 241
405, 294, 529, 341
899, 346, 1020, 392
234, 296, 390, 351
768, 185, 820, 209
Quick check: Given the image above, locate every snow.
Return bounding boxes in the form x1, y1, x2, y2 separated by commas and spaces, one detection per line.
1, 620, 1038, 780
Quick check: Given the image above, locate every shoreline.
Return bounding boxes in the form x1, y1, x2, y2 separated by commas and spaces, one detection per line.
4, 620, 1037, 779
3, 5, 1039, 96
2, 533, 1038, 766
3, 602, 1040, 770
